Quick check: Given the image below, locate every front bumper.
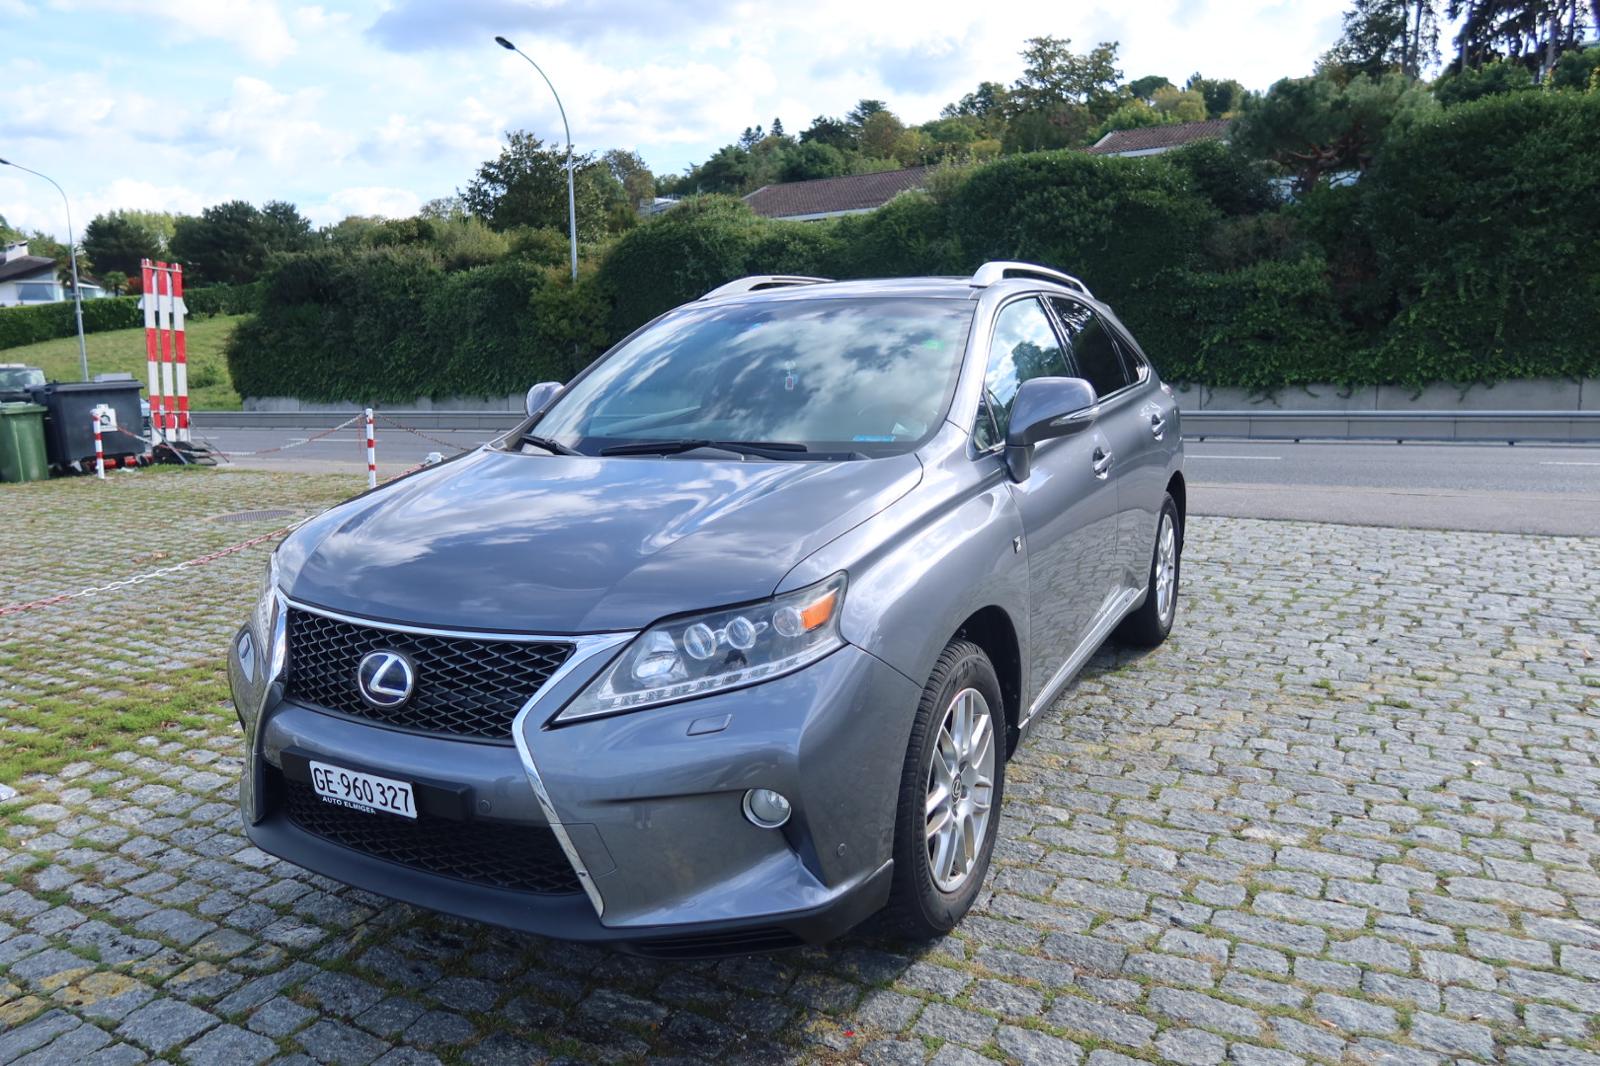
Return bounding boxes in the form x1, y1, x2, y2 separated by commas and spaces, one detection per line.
229, 620, 919, 952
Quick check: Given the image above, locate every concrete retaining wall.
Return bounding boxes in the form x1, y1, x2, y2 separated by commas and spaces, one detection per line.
1172, 377, 1600, 412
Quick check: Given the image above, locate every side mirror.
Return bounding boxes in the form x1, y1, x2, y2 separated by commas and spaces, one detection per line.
1004, 377, 1098, 481
525, 381, 562, 419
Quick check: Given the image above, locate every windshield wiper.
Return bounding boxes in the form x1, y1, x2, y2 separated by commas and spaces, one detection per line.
519, 432, 580, 456
599, 439, 809, 458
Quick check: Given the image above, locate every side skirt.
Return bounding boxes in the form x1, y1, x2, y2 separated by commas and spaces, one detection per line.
1017, 586, 1143, 732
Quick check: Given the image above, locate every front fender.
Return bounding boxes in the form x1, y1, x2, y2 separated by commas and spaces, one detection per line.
780, 424, 1030, 712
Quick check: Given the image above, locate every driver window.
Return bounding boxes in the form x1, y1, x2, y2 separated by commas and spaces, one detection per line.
975, 298, 1068, 450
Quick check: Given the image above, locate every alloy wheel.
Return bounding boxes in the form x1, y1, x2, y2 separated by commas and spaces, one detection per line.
924, 686, 996, 893
1154, 512, 1177, 625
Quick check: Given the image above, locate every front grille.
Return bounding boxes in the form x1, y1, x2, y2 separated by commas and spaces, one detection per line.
282, 778, 581, 895
285, 608, 570, 740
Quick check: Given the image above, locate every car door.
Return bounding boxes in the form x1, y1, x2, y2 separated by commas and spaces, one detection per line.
1047, 297, 1170, 588
976, 297, 1122, 701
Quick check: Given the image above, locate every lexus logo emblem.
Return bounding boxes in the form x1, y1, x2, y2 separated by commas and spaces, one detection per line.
357, 650, 415, 708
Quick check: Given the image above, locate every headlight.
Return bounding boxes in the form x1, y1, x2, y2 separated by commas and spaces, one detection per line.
555, 572, 848, 723
251, 553, 287, 682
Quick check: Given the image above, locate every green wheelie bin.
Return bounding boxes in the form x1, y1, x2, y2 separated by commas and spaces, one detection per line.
0, 402, 49, 483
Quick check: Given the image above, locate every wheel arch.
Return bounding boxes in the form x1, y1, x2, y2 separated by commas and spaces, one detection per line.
952, 606, 1023, 758
1166, 470, 1187, 529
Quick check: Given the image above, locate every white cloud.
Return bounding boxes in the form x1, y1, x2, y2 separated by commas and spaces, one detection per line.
303, 185, 424, 225
51, 0, 299, 64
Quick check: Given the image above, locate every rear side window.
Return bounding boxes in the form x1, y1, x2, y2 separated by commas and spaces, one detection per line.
976, 298, 1069, 449
1049, 298, 1131, 399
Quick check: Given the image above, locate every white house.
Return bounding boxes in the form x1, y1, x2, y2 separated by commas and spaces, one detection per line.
0, 242, 107, 308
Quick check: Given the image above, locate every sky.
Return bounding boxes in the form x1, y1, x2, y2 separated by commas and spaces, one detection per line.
0, 0, 1349, 241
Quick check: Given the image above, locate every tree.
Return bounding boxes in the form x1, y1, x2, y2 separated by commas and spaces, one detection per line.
1153, 86, 1208, 121
1185, 74, 1248, 117
780, 142, 849, 181
1127, 75, 1176, 102
167, 199, 312, 284
1010, 36, 1122, 119
83, 211, 164, 279
859, 110, 906, 159
462, 131, 611, 239
1448, 0, 1591, 77
847, 99, 889, 127
1232, 72, 1437, 193
1001, 106, 1093, 152
941, 81, 1011, 136
800, 115, 856, 150
604, 149, 656, 209
1326, 0, 1440, 78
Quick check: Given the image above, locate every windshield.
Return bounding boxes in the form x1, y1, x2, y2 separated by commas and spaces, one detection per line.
532, 297, 974, 458
0, 367, 44, 390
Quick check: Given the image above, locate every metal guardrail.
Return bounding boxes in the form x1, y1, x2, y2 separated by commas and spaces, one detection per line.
194, 410, 521, 431
1184, 409, 1600, 444
195, 408, 1600, 443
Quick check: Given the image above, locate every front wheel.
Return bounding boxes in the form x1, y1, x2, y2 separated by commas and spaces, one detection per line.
1116, 492, 1181, 647
884, 639, 1005, 938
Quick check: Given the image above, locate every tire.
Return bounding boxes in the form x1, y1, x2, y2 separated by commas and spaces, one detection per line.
884, 639, 1006, 938
1116, 492, 1182, 647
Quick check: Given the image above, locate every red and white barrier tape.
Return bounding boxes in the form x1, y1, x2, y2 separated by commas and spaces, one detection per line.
0, 524, 296, 618
0, 460, 432, 618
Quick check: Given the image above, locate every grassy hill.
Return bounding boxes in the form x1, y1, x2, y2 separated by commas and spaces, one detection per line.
3, 314, 244, 410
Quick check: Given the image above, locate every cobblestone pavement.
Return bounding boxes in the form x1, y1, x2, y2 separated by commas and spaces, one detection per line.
3, 469, 1600, 1066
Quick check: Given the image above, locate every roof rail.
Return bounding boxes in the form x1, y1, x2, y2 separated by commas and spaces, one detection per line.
699, 275, 833, 300
969, 261, 1093, 299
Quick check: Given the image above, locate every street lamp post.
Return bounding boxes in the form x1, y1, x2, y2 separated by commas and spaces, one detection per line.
494, 35, 579, 282
0, 158, 90, 381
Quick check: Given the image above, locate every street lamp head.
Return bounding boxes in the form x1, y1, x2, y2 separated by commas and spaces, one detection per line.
493, 35, 515, 50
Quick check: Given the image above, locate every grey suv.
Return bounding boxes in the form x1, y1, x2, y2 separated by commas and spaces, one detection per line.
229, 262, 1185, 954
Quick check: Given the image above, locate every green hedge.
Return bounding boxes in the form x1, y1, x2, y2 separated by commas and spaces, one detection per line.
227, 94, 1600, 399
1363, 91, 1600, 384
0, 296, 142, 349
226, 250, 607, 401
0, 283, 258, 351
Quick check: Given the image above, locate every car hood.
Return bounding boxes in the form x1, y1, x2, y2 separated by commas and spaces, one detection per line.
277, 447, 923, 633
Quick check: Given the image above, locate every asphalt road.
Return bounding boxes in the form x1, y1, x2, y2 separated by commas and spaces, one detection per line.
195, 425, 1600, 536
1187, 440, 1600, 536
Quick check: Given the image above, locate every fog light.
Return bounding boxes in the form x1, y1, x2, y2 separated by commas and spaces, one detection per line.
742, 788, 791, 829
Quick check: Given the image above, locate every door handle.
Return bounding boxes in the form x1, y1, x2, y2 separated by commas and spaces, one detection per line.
1150, 412, 1166, 439
1092, 446, 1113, 478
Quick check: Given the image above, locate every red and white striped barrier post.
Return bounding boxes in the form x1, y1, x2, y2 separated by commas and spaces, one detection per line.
365, 408, 377, 489
172, 263, 190, 444
156, 261, 176, 446
93, 413, 105, 479
140, 259, 163, 446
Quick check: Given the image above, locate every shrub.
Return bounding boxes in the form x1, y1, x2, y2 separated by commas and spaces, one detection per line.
0, 296, 142, 350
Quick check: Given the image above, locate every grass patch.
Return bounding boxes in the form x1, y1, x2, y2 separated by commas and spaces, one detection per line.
2, 314, 246, 409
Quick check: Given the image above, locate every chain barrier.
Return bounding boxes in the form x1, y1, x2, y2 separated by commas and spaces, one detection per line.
217, 414, 363, 457
372, 413, 479, 453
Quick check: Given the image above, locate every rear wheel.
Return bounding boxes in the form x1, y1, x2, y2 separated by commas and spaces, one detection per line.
1116, 493, 1181, 647
884, 639, 1005, 938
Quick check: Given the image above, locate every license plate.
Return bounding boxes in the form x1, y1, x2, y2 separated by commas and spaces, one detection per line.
308, 760, 416, 819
